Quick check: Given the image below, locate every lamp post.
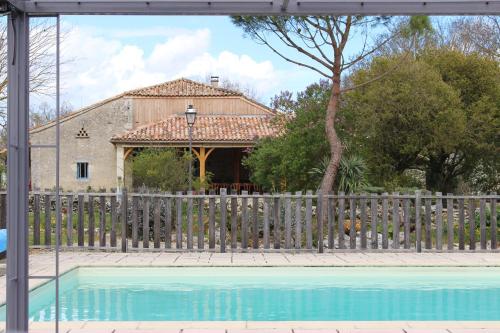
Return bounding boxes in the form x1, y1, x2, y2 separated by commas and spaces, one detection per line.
185, 104, 197, 191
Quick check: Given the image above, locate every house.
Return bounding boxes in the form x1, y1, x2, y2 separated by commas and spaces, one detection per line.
29, 77, 280, 192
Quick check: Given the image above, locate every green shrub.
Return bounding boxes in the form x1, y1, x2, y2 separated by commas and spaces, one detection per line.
132, 148, 198, 192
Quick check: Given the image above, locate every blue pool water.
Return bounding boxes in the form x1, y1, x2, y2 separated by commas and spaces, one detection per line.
1, 266, 500, 321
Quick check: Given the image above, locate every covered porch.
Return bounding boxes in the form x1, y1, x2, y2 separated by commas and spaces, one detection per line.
111, 115, 279, 192
116, 144, 260, 192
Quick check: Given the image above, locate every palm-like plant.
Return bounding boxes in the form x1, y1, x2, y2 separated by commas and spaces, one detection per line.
309, 154, 368, 193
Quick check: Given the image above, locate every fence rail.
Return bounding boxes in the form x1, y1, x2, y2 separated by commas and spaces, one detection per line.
2, 190, 498, 252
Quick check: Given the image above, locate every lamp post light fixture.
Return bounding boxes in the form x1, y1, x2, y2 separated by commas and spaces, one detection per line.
185, 104, 197, 191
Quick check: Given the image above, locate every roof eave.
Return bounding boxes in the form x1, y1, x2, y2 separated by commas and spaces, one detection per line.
110, 139, 260, 147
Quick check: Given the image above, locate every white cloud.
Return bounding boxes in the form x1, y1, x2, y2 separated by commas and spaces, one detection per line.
58, 26, 284, 109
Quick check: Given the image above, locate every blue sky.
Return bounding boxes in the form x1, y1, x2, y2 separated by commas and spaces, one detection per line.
41, 15, 374, 110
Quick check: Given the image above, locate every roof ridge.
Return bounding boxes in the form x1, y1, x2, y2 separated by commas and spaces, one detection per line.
124, 77, 244, 97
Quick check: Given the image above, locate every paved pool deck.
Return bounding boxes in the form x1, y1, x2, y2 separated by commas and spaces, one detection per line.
2, 251, 500, 333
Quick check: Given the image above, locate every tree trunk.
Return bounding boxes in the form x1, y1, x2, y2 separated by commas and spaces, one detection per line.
317, 69, 343, 251
319, 71, 343, 195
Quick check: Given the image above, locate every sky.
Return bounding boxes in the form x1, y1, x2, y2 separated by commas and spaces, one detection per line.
30, 15, 375, 111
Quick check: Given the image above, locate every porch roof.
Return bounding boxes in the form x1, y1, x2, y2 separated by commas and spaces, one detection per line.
110, 115, 281, 145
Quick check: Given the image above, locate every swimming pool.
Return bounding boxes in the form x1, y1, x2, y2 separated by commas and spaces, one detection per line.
2, 266, 500, 321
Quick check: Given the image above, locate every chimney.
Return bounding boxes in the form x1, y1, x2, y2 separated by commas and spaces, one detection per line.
210, 76, 219, 88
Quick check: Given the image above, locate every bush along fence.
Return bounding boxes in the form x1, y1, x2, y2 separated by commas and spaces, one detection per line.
3, 190, 499, 253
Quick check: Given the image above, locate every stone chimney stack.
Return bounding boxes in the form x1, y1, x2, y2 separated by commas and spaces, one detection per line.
210, 76, 219, 88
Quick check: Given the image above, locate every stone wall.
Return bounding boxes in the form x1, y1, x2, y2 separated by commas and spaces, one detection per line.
30, 97, 133, 191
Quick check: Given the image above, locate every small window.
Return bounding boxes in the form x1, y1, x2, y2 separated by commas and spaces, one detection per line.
76, 162, 89, 180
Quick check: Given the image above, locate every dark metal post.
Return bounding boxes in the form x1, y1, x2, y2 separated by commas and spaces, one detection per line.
188, 126, 192, 191
55, 15, 61, 333
6, 10, 30, 332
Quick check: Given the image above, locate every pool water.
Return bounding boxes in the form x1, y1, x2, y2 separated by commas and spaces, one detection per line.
2, 266, 500, 321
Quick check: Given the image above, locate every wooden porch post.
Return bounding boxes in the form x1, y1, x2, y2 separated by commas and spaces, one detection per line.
192, 147, 215, 183
116, 145, 125, 191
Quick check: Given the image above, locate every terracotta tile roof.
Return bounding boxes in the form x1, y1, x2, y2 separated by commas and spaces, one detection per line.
125, 78, 243, 97
111, 115, 281, 144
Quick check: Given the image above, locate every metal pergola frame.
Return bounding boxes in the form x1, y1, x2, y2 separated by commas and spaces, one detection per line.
2, 0, 499, 332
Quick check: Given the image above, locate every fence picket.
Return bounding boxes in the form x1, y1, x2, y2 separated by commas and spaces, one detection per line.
143, 196, 150, 249
295, 191, 302, 250
263, 193, 270, 249
209, 190, 216, 249
403, 195, 410, 249
491, 193, 497, 250
382, 192, 388, 249
480, 197, 487, 250
44, 194, 51, 246
338, 192, 345, 249
447, 194, 454, 250
78, 195, 84, 247
33, 194, 41, 246
231, 191, 238, 250
317, 192, 323, 253
425, 196, 432, 249
468, 198, 476, 250
220, 189, 227, 253
284, 192, 292, 249
198, 195, 205, 250
241, 191, 248, 249
132, 196, 139, 248
415, 192, 422, 252
371, 195, 378, 249
121, 189, 128, 252
56, 195, 62, 247
252, 193, 259, 249
154, 197, 161, 248
349, 195, 356, 250
274, 195, 281, 249
176, 192, 183, 249
187, 191, 193, 250
88, 196, 94, 247
458, 198, 465, 250
99, 195, 106, 247
435, 192, 443, 251
360, 194, 367, 249
305, 190, 313, 250
66, 195, 73, 247
392, 192, 400, 249
328, 192, 334, 250
110, 195, 117, 248
165, 193, 172, 249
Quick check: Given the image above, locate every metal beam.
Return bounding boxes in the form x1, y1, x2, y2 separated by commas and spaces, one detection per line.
7, 0, 499, 15
1, 0, 24, 11
6, 9, 29, 333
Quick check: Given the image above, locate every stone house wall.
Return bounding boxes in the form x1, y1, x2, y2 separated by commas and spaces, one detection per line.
30, 97, 133, 191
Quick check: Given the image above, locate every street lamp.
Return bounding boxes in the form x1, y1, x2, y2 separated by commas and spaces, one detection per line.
185, 104, 197, 191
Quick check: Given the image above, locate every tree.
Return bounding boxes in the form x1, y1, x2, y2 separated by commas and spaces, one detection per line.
244, 80, 369, 193
244, 81, 330, 191
421, 49, 500, 192
0, 19, 61, 132
232, 15, 393, 197
132, 148, 193, 191
438, 16, 500, 60
344, 50, 499, 193
30, 101, 74, 128
384, 16, 434, 58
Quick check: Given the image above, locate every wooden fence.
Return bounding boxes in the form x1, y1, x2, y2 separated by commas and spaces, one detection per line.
3, 190, 499, 252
